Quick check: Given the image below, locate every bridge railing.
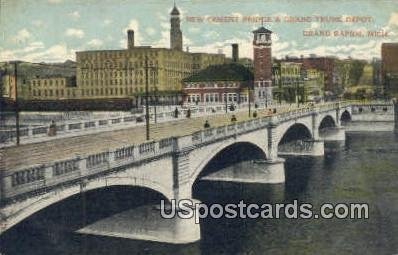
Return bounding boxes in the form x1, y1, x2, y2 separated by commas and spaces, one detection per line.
0, 102, 354, 202
349, 100, 394, 114
0, 102, 272, 146
1, 137, 177, 201
276, 101, 355, 122
189, 116, 272, 146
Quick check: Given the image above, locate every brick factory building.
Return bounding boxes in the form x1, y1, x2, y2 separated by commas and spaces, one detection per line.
381, 43, 398, 97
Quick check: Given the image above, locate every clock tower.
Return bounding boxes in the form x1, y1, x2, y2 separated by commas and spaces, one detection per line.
253, 26, 273, 104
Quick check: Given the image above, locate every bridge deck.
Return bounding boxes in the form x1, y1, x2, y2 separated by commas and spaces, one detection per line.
2, 109, 273, 170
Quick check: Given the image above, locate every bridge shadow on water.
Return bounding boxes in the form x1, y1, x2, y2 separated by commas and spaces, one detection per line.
0, 186, 199, 255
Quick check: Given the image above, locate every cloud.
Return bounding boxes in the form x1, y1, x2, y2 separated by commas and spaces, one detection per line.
151, 30, 169, 48
188, 27, 201, 34
0, 49, 17, 61
376, 12, 398, 41
104, 19, 112, 25
279, 40, 384, 60
32, 20, 44, 28
11, 29, 31, 43
68, 11, 80, 20
0, 41, 76, 62
204, 31, 220, 38
189, 34, 253, 58
146, 27, 156, 36
121, 19, 141, 47
65, 28, 85, 38
87, 39, 103, 48
119, 39, 127, 49
48, 0, 62, 3
21, 41, 45, 53
23, 44, 76, 62
160, 21, 169, 30
388, 12, 398, 27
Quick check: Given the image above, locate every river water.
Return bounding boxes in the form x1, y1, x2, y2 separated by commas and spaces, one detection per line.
1, 132, 398, 255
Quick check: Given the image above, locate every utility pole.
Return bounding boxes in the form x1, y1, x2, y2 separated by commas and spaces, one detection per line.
154, 86, 158, 124
13, 62, 20, 146
224, 87, 228, 113
248, 84, 251, 117
145, 56, 150, 140
296, 82, 300, 108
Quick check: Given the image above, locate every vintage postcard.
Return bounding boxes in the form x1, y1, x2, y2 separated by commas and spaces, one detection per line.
0, 0, 397, 254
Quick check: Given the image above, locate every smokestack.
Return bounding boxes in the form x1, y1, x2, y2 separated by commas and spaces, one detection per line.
127, 30, 134, 49
232, 43, 239, 63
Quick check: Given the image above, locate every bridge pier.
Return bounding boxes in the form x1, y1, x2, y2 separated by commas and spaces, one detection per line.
259, 158, 286, 183
321, 127, 346, 141
311, 140, 325, 156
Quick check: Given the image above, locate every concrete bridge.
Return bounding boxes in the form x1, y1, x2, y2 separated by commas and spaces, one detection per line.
0, 101, 394, 242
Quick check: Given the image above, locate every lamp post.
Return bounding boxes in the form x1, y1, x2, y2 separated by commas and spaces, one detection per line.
224, 85, 228, 113
12, 61, 20, 146
145, 56, 150, 140
154, 86, 158, 124
248, 83, 252, 117
296, 81, 300, 108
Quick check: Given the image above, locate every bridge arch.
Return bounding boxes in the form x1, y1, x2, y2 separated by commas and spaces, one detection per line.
189, 140, 267, 186
277, 123, 313, 147
318, 115, 337, 130
1, 177, 172, 235
340, 110, 352, 123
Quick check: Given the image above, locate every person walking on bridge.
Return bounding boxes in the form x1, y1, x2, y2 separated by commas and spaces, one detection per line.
204, 120, 210, 128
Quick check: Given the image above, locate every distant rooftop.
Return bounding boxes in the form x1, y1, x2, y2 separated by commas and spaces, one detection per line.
252, 26, 272, 34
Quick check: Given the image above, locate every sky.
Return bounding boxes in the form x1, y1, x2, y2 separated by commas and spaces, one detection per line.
0, 0, 397, 63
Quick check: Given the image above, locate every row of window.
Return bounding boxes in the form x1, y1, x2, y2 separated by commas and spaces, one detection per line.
81, 60, 197, 70
256, 81, 271, 87
186, 93, 245, 103
80, 69, 188, 80
80, 70, 154, 78
32, 89, 74, 97
31, 86, 159, 98
185, 83, 241, 88
80, 78, 158, 86
79, 51, 159, 59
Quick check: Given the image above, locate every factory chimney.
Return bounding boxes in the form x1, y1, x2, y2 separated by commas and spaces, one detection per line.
127, 30, 134, 49
232, 43, 239, 63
